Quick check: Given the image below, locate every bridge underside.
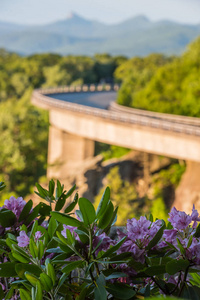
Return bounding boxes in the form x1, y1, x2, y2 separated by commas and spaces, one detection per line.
48, 109, 200, 167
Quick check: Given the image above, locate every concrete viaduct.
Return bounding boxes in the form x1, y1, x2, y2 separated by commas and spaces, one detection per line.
32, 84, 200, 211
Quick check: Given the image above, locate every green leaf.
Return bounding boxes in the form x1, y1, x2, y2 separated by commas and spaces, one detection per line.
48, 217, 57, 238
38, 241, 45, 260
35, 280, 43, 300
56, 180, 63, 199
166, 258, 190, 275
146, 221, 165, 250
49, 179, 55, 197
51, 211, 82, 227
0, 262, 17, 277
144, 265, 166, 276
66, 229, 75, 246
47, 262, 56, 285
194, 222, 200, 238
94, 274, 107, 300
104, 206, 118, 234
176, 238, 186, 255
29, 239, 38, 258
0, 285, 4, 300
55, 193, 66, 211
181, 285, 200, 300
39, 202, 51, 217
105, 272, 127, 280
12, 244, 31, 260
65, 192, 79, 213
15, 263, 42, 279
25, 205, 40, 225
106, 283, 136, 299
62, 260, 84, 274
40, 273, 53, 292
98, 201, 114, 229
19, 289, 31, 300
30, 220, 38, 237
96, 187, 110, 218
0, 182, 6, 191
100, 236, 127, 258
24, 272, 39, 287
35, 183, 49, 200
79, 197, 96, 226
65, 184, 76, 199
0, 209, 17, 227
18, 200, 33, 222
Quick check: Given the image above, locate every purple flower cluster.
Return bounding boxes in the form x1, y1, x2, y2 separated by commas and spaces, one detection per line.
2, 196, 26, 219
17, 231, 30, 247
17, 230, 42, 248
93, 232, 115, 254
168, 205, 200, 230
161, 205, 200, 264
118, 216, 162, 264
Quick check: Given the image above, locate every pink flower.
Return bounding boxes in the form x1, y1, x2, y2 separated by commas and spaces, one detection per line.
17, 231, 30, 247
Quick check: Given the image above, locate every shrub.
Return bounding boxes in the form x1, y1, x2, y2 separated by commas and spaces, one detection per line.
0, 180, 199, 299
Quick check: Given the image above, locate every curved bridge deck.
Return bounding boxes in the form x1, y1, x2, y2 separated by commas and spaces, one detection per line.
32, 85, 200, 169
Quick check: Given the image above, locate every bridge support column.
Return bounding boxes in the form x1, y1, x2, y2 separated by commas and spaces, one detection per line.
174, 161, 200, 212
47, 125, 95, 179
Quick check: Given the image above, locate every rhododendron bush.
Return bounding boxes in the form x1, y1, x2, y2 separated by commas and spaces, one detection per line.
0, 180, 200, 299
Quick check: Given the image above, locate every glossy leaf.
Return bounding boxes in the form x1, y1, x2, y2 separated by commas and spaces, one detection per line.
96, 187, 110, 218
65, 192, 79, 213
62, 260, 84, 274
79, 197, 96, 226
47, 262, 56, 285
166, 258, 190, 275
98, 201, 114, 229
40, 273, 53, 292
0, 209, 16, 227
94, 274, 107, 300
100, 236, 127, 258
24, 272, 38, 287
106, 283, 136, 299
51, 211, 82, 227
0, 262, 17, 277
19, 289, 31, 300
15, 263, 42, 279
18, 200, 33, 222
145, 265, 166, 276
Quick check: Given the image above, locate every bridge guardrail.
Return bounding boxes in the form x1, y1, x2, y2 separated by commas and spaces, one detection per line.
32, 85, 200, 137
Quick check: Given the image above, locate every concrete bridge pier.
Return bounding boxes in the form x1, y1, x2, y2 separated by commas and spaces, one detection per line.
47, 125, 95, 179
174, 160, 200, 213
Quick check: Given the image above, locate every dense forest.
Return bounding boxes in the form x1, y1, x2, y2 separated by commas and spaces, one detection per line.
0, 36, 199, 219
0, 51, 126, 203
116, 36, 200, 116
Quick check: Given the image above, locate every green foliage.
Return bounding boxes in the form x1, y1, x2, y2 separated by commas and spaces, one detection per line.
150, 197, 168, 222
0, 179, 200, 299
94, 166, 140, 225
0, 50, 126, 200
0, 90, 48, 199
116, 36, 200, 117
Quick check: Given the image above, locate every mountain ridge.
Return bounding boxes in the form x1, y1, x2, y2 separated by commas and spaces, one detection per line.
0, 14, 199, 56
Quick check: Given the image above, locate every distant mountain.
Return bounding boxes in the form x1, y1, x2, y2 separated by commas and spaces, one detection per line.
0, 13, 199, 56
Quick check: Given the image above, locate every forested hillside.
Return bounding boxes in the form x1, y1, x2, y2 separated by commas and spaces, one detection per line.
0, 51, 126, 202
116, 36, 200, 116
0, 36, 199, 216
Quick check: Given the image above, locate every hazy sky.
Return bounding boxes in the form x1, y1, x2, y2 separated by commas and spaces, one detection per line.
0, 0, 200, 25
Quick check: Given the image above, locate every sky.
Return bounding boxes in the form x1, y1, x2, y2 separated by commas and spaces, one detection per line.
0, 0, 200, 26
